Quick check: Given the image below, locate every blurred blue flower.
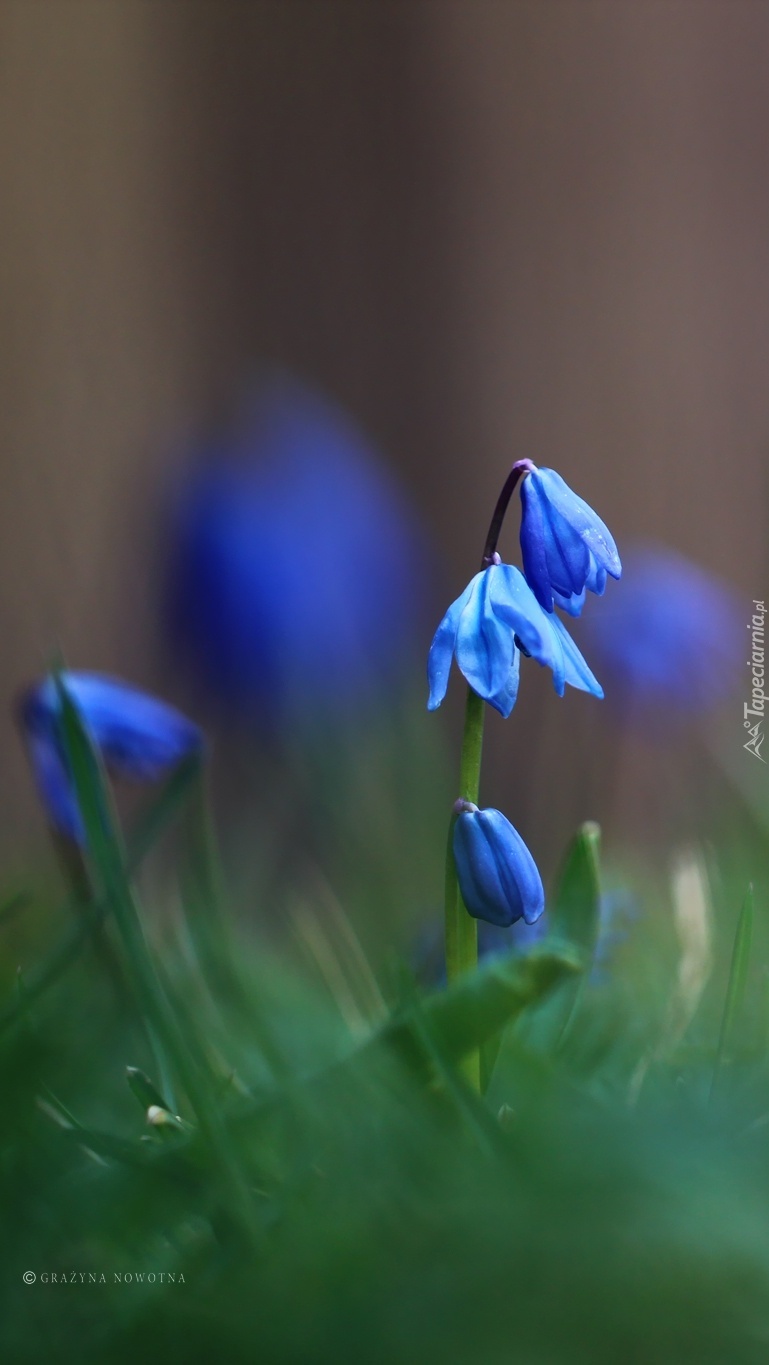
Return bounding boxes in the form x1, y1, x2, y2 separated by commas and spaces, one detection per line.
20, 672, 202, 842
519, 467, 621, 615
414, 910, 546, 987
590, 888, 640, 986
583, 544, 742, 712
452, 802, 544, 928
165, 376, 425, 721
427, 561, 603, 717
478, 914, 549, 957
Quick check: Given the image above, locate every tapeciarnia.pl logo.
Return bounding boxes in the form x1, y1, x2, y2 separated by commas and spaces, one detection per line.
744, 599, 766, 762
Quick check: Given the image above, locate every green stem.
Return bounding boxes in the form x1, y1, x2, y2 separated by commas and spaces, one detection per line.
444, 686, 485, 1089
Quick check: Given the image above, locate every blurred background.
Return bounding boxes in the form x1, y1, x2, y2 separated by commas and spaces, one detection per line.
1, 0, 766, 890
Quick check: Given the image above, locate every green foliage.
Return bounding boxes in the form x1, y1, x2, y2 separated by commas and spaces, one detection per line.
514, 821, 601, 1056
3, 704, 769, 1364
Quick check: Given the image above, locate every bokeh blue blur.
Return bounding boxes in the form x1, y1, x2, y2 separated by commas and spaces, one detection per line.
165, 375, 428, 727
583, 543, 743, 716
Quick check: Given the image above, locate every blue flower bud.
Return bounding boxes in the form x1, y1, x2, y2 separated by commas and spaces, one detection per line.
519, 466, 621, 614
427, 561, 602, 717
19, 672, 203, 842
452, 803, 544, 928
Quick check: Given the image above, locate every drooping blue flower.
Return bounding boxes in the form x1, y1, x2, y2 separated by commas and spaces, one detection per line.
583, 543, 742, 714
453, 803, 544, 928
427, 561, 603, 717
19, 672, 203, 841
519, 466, 621, 614
165, 374, 426, 722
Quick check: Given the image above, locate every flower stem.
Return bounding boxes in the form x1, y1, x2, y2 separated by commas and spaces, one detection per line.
442, 460, 532, 1088
481, 459, 534, 566
444, 685, 485, 1089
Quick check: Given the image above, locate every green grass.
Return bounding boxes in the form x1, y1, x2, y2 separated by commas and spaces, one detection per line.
3, 697, 769, 1364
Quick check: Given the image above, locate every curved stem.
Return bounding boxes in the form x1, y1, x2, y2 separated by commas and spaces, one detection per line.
444, 685, 486, 1089
480, 459, 534, 567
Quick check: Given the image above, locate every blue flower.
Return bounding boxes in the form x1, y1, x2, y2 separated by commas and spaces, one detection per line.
165, 374, 426, 722
583, 543, 742, 714
427, 561, 603, 717
19, 672, 202, 841
590, 888, 640, 985
519, 466, 621, 614
452, 803, 544, 927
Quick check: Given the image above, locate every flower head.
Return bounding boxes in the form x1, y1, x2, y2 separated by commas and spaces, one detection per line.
19, 672, 202, 841
427, 561, 603, 717
453, 802, 544, 927
519, 466, 621, 614
583, 543, 742, 714
166, 375, 426, 722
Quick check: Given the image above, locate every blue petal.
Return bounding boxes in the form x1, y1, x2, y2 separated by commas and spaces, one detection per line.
489, 564, 565, 694
536, 468, 621, 580
27, 735, 84, 842
427, 576, 476, 710
486, 648, 521, 719
21, 672, 203, 839
519, 475, 556, 611
536, 487, 591, 599
454, 570, 514, 701
586, 555, 607, 596
46, 675, 203, 778
552, 586, 587, 617
453, 807, 544, 927
549, 615, 604, 698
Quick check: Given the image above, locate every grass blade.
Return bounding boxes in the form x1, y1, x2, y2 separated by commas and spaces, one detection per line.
711, 883, 754, 1099
126, 1065, 172, 1114
518, 822, 601, 1054
54, 675, 261, 1243
0, 755, 201, 1035
549, 820, 602, 956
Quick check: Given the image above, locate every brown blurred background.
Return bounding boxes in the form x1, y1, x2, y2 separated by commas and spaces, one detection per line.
1, 0, 767, 860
